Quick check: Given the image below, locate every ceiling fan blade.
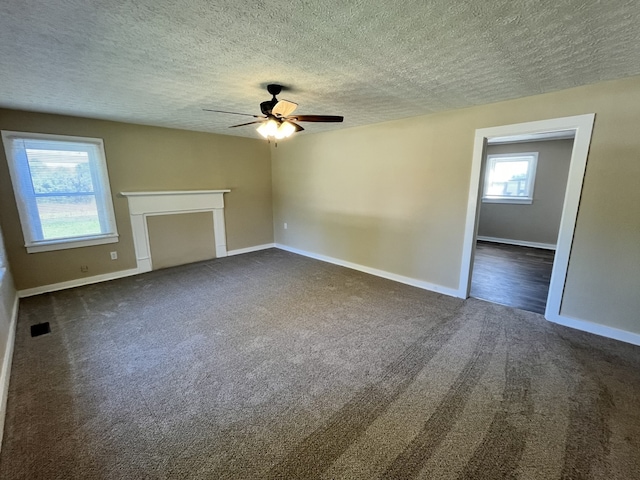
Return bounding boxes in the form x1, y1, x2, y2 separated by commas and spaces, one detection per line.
229, 120, 264, 128
203, 109, 262, 118
272, 100, 298, 117
286, 121, 304, 132
289, 115, 344, 123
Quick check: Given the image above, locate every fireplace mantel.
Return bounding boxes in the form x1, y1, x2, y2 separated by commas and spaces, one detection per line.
121, 190, 231, 272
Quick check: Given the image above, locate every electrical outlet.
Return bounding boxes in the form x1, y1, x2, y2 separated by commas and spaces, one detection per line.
110, 251, 118, 260
80, 265, 89, 273
284, 222, 288, 229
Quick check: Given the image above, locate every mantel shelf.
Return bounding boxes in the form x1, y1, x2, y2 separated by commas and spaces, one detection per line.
120, 190, 230, 197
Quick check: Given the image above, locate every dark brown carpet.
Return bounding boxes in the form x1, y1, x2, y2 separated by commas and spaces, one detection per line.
1, 249, 639, 479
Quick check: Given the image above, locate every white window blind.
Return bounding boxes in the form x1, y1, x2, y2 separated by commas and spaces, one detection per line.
2, 131, 118, 253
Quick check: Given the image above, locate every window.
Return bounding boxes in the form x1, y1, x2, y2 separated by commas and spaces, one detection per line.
1, 131, 118, 253
482, 152, 538, 204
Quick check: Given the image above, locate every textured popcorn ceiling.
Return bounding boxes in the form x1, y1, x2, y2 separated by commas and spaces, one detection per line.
1, 1, 640, 138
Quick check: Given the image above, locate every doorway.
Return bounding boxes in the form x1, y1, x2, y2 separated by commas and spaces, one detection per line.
458, 114, 595, 321
469, 135, 575, 314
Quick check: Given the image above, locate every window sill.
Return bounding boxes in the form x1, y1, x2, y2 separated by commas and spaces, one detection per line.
26, 234, 119, 253
482, 197, 533, 205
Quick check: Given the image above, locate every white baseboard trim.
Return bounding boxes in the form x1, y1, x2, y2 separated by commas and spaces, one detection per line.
275, 243, 460, 298
547, 313, 640, 346
0, 294, 19, 452
18, 244, 278, 297
274, 244, 640, 346
227, 243, 275, 257
18, 267, 142, 298
477, 236, 556, 250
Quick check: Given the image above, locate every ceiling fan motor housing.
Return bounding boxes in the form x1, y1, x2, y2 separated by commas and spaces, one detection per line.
260, 100, 277, 116
261, 84, 284, 115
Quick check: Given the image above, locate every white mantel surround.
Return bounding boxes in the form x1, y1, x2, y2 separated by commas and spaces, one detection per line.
120, 190, 231, 273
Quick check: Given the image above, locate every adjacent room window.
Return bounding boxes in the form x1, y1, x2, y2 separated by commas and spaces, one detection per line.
1, 131, 118, 253
482, 152, 538, 204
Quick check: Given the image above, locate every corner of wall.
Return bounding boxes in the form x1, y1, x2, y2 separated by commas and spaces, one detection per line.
0, 291, 19, 452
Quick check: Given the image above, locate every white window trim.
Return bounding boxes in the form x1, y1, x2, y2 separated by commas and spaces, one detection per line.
25, 234, 119, 253
482, 152, 538, 204
1, 130, 119, 253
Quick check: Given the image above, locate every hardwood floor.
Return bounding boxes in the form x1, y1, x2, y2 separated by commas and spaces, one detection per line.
470, 241, 555, 314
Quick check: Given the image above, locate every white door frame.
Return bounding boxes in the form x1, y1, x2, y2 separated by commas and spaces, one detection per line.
457, 114, 595, 321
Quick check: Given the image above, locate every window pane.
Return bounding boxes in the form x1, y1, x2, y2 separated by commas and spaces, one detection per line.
26, 149, 94, 194
36, 195, 102, 240
493, 160, 528, 181
486, 159, 532, 198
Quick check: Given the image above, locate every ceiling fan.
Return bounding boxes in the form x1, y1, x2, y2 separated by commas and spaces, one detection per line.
203, 84, 344, 141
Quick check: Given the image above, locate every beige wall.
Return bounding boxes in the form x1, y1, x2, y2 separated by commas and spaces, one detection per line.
272, 75, 640, 335
478, 139, 573, 245
0, 109, 273, 290
147, 212, 216, 270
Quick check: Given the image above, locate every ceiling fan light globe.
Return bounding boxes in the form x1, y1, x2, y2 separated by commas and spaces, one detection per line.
276, 121, 296, 139
256, 124, 270, 138
257, 119, 279, 138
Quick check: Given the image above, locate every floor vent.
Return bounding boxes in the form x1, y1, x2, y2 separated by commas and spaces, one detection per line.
31, 322, 51, 337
